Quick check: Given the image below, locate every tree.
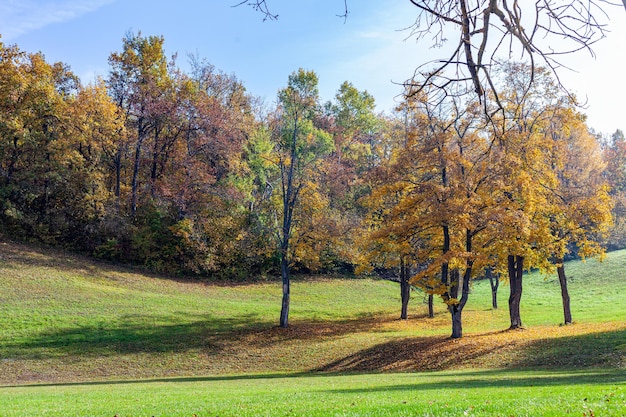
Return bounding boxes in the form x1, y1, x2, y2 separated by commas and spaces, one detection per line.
0, 42, 127, 249
362, 89, 497, 337
484, 63, 564, 329
543, 106, 612, 324
107, 32, 173, 217
0, 42, 80, 240
318, 81, 381, 273
603, 129, 626, 250
357, 99, 428, 321
271, 69, 334, 327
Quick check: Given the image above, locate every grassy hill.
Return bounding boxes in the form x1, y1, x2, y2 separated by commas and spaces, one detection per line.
0, 238, 625, 415
0, 237, 624, 386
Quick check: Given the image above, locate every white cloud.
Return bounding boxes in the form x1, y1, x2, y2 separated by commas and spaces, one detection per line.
0, 0, 115, 41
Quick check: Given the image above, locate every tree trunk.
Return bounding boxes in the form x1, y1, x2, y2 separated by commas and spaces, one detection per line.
114, 147, 122, 199
279, 249, 290, 328
556, 259, 572, 325
450, 306, 463, 338
487, 267, 499, 309
447, 269, 461, 337
428, 294, 434, 318
279, 198, 292, 328
400, 258, 410, 320
508, 255, 524, 329
450, 264, 472, 338
150, 126, 160, 198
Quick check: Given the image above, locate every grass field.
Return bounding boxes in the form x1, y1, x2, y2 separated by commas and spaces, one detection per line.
0, 237, 624, 415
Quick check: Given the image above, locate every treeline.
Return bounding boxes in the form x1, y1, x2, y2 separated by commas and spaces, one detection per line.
0, 33, 383, 278
1, 33, 625, 297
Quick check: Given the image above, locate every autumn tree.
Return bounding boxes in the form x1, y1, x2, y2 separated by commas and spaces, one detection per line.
485, 63, 612, 329
270, 69, 334, 327
107, 32, 174, 217
0, 43, 75, 238
358, 102, 430, 320
603, 129, 626, 250
487, 63, 563, 329
362, 88, 497, 337
316, 81, 381, 273
0, 42, 126, 248
543, 106, 612, 324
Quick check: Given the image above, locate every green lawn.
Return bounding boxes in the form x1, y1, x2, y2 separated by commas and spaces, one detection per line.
1, 370, 624, 416
0, 238, 624, 415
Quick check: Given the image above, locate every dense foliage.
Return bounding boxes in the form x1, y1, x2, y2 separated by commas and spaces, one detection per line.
0, 33, 622, 295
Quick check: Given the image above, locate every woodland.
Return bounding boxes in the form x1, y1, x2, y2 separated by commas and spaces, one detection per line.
1, 3, 625, 415
1, 2, 626, 338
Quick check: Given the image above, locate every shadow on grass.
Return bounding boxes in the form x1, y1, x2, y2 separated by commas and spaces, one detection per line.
321, 369, 626, 395
7, 368, 625, 391
315, 328, 626, 373
0, 313, 397, 359
511, 328, 626, 368
0, 314, 254, 358
0, 238, 133, 279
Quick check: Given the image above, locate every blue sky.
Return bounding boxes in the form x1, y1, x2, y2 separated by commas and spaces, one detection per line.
1, 0, 625, 135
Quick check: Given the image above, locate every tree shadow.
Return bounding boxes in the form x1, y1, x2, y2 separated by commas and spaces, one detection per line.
1, 313, 257, 358
315, 328, 626, 373
322, 368, 626, 395
0, 313, 398, 359
509, 328, 626, 369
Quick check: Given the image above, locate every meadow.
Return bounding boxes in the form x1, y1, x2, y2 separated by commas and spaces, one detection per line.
0, 238, 624, 416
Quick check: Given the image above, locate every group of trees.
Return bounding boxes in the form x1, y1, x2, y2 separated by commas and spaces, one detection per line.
0, 31, 623, 335
361, 63, 613, 337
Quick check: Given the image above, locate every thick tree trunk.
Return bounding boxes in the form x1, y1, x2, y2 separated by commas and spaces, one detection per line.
450, 265, 472, 338
450, 306, 463, 338
400, 258, 410, 320
428, 294, 434, 318
508, 255, 524, 329
487, 267, 499, 309
556, 259, 572, 325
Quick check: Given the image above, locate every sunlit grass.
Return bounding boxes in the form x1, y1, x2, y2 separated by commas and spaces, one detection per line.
0, 238, 624, 415
1, 369, 624, 417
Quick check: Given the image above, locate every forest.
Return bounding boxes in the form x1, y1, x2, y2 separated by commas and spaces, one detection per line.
1, 32, 625, 337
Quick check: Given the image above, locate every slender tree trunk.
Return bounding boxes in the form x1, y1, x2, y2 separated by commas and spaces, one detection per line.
400, 257, 410, 320
508, 255, 524, 329
150, 126, 160, 198
556, 258, 572, 325
114, 147, 122, 199
4, 136, 19, 186
279, 188, 293, 329
131, 118, 149, 218
130, 139, 142, 217
487, 267, 499, 309
428, 294, 434, 318
279, 245, 290, 328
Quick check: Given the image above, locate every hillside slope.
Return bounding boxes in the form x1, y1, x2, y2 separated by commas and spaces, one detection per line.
0, 238, 624, 385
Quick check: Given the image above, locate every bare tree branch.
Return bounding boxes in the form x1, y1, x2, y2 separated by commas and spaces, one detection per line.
403, 0, 619, 133
232, 0, 278, 21
236, 1, 623, 130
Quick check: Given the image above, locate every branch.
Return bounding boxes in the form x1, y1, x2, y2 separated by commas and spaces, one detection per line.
232, 0, 278, 21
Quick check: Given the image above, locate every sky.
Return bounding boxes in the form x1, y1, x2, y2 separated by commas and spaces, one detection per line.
1, 0, 625, 136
